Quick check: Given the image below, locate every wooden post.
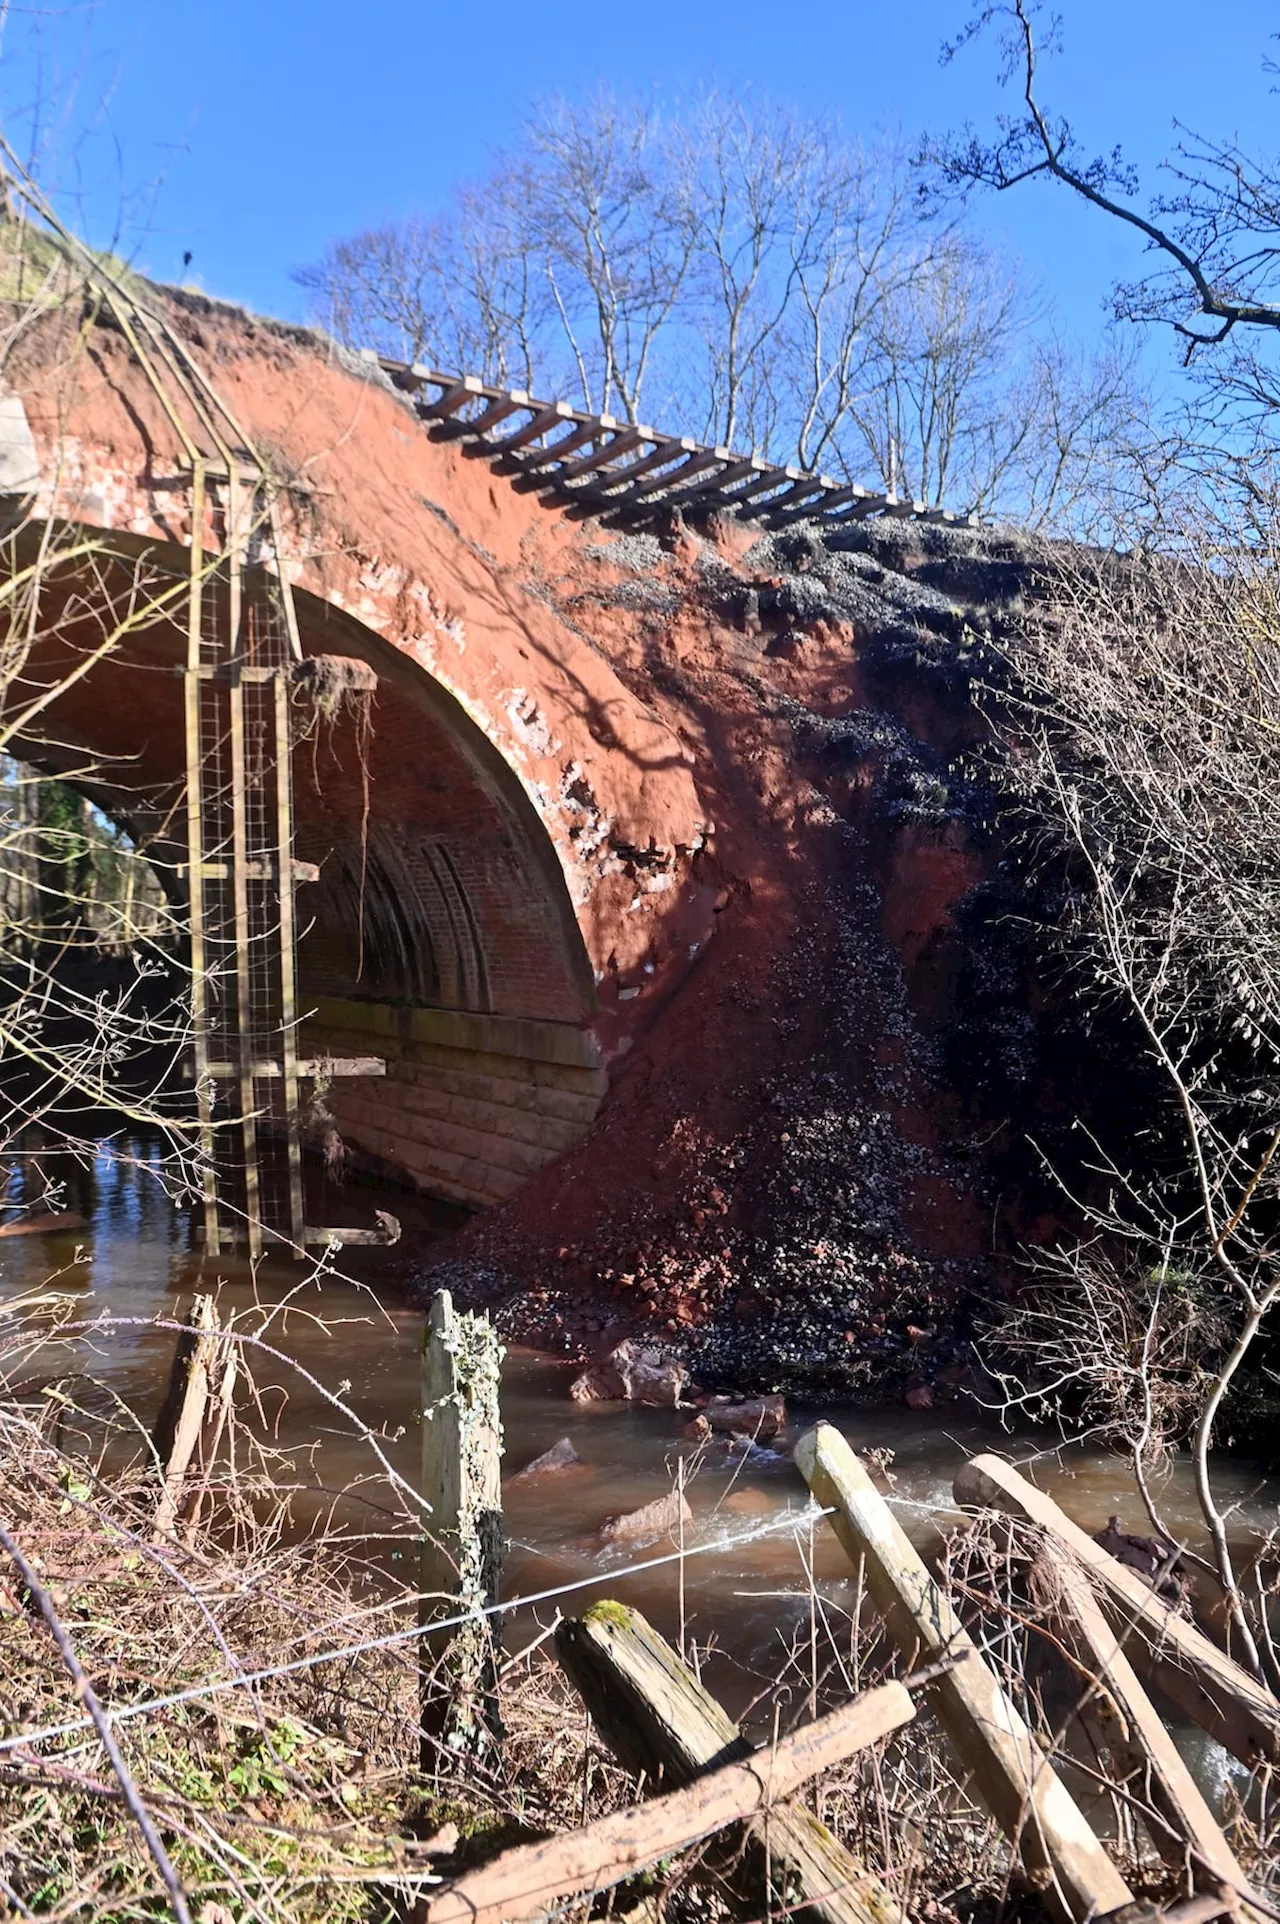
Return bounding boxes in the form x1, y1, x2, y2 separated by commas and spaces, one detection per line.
795, 1422, 1132, 1924
1028, 1546, 1261, 1919
954, 1454, 1280, 1768
152, 1293, 220, 1540
555, 1600, 906, 1924
182, 459, 220, 1257
420, 1289, 504, 1762
427, 1674, 915, 1924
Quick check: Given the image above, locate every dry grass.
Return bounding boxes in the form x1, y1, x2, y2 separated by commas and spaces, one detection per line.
1, 1293, 1275, 1924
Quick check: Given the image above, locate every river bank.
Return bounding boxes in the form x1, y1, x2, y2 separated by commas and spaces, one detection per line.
2, 1137, 1277, 1663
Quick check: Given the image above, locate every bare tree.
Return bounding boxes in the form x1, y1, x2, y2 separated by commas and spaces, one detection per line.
935, 1, 1280, 351
931, 1, 1280, 500
296, 87, 1139, 528
984, 516, 1280, 1688
847, 235, 1026, 505
293, 178, 543, 390
0, 183, 212, 1223
522, 94, 697, 421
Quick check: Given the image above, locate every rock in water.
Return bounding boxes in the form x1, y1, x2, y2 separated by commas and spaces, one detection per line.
1094, 1515, 1187, 1597
570, 1339, 694, 1407
703, 1393, 786, 1440
512, 1437, 582, 1478
600, 1489, 694, 1545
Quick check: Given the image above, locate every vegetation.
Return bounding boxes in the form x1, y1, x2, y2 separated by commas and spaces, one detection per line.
4, 16, 1280, 1920
295, 90, 1141, 527
0, 191, 198, 1224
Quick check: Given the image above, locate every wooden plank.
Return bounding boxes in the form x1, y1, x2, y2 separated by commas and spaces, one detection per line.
769, 481, 872, 526
711, 463, 802, 506
1100, 1899, 1245, 1924
152, 1294, 219, 1540
420, 1290, 504, 1760
225, 475, 261, 1263
580, 435, 697, 498
552, 424, 649, 481
612, 446, 722, 507
455, 393, 525, 439
512, 414, 615, 474
273, 670, 305, 1254
821, 494, 893, 524
428, 1675, 915, 1924
205, 1056, 385, 1079
743, 474, 832, 520
482, 400, 574, 455
649, 454, 764, 511
423, 376, 484, 421
1028, 1546, 1261, 1918
796, 1422, 1132, 1924
954, 1456, 1280, 1768
556, 1601, 906, 1924
182, 459, 220, 1256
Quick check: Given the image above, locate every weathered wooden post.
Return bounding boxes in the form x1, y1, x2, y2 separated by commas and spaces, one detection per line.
555, 1601, 906, 1924
955, 1453, 1280, 1767
152, 1292, 220, 1540
796, 1422, 1132, 1924
420, 1289, 505, 1764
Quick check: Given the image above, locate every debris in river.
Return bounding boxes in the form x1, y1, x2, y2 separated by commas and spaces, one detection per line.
600, 1489, 693, 1545
512, 1437, 583, 1478
570, 1339, 696, 1407
702, 1392, 786, 1440
0, 1210, 86, 1237
1094, 1514, 1187, 1596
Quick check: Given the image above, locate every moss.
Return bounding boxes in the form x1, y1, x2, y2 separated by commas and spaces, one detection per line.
583, 1598, 634, 1628
0, 220, 146, 310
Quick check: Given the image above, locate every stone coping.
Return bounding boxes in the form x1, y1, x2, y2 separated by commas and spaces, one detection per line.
306, 995, 604, 1072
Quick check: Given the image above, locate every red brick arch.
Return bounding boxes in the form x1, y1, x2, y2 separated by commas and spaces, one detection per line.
7, 526, 607, 1207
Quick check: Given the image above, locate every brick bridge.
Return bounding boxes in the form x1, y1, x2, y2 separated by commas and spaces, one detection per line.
1, 285, 976, 1218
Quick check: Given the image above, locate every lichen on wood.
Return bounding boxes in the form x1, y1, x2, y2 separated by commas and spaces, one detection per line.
420, 1288, 505, 1761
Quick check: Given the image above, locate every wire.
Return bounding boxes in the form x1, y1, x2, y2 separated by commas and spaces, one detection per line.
0, 1503, 834, 1758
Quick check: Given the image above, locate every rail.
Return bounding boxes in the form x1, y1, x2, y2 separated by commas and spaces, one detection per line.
360, 352, 976, 535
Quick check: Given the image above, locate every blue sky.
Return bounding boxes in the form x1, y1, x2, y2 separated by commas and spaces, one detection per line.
1, 0, 1276, 383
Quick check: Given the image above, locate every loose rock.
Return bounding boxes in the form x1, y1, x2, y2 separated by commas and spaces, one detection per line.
703, 1393, 786, 1440
512, 1437, 582, 1478
1094, 1516, 1187, 1598
600, 1489, 694, 1545
570, 1339, 695, 1407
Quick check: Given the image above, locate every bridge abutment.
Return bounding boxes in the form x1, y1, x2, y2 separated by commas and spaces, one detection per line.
305, 998, 605, 1207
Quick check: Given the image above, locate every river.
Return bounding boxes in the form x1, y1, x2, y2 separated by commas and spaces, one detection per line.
2, 1134, 1276, 1798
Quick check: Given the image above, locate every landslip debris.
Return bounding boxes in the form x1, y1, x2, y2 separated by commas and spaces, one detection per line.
599, 1488, 694, 1546
570, 1339, 695, 1407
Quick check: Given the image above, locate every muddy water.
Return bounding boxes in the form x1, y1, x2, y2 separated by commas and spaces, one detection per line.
2, 1139, 1277, 1779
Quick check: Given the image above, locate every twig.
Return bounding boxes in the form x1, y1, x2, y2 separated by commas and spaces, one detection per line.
0, 1513, 194, 1924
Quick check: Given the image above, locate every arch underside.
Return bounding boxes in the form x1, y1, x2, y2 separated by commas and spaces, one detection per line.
8, 529, 604, 1209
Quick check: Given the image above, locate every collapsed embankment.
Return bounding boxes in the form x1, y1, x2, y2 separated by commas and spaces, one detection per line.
410, 507, 1060, 1402
5, 284, 1099, 1400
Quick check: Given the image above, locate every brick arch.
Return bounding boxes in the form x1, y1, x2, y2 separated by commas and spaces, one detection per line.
282, 582, 608, 1207
6, 525, 606, 1209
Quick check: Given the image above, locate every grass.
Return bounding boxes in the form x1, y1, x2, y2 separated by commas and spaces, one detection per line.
0, 217, 148, 314
1, 1290, 1276, 1924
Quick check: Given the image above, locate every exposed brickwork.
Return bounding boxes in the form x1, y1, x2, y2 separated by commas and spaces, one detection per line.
288, 657, 591, 1025
306, 999, 606, 1207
